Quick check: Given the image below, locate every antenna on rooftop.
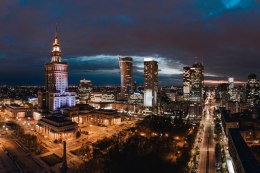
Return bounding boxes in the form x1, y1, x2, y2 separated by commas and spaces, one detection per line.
194, 56, 198, 63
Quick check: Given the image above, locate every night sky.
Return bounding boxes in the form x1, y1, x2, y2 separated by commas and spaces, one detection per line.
0, 0, 260, 86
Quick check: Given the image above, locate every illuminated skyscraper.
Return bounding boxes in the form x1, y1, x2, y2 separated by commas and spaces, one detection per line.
119, 57, 133, 99
228, 77, 234, 90
144, 58, 158, 114
183, 63, 204, 103
228, 77, 239, 102
38, 27, 76, 112
78, 79, 93, 104
190, 63, 204, 102
183, 67, 191, 100
246, 73, 259, 106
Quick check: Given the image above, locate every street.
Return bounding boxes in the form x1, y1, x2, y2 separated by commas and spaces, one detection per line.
197, 92, 216, 173
0, 137, 45, 173
0, 142, 20, 173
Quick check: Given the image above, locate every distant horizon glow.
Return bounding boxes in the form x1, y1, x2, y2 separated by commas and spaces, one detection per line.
204, 80, 246, 85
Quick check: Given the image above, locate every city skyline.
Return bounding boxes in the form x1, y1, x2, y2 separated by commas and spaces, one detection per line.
0, 1, 260, 173
0, 1, 260, 85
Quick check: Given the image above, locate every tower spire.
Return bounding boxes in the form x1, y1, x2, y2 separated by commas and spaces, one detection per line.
55, 23, 58, 38
51, 24, 61, 62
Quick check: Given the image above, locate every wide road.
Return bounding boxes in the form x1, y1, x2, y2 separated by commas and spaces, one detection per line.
0, 137, 45, 173
0, 142, 20, 173
197, 92, 216, 173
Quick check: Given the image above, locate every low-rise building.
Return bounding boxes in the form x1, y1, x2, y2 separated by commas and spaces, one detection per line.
71, 109, 121, 126
61, 104, 122, 126
112, 102, 143, 114
5, 104, 33, 118
88, 102, 113, 109
90, 92, 115, 103
129, 92, 143, 104
36, 114, 78, 140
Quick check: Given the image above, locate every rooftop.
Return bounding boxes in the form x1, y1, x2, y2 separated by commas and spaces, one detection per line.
220, 108, 260, 123
228, 128, 260, 173
44, 115, 71, 123
5, 104, 31, 110
220, 108, 233, 122
39, 114, 77, 127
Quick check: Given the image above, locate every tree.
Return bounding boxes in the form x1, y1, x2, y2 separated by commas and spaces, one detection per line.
214, 123, 222, 141
214, 117, 222, 141
215, 143, 221, 162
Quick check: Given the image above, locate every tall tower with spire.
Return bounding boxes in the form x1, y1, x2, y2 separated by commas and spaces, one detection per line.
38, 26, 76, 112
45, 27, 68, 94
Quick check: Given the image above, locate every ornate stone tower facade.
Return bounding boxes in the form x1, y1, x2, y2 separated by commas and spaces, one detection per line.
38, 27, 76, 112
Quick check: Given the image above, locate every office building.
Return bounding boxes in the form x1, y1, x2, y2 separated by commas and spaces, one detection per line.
228, 77, 240, 102
78, 79, 92, 104
119, 57, 133, 99
228, 76, 234, 99
183, 67, 191, 100
183, 63, 204, 102
246, 73, 259, 106
144, 58, 158, 114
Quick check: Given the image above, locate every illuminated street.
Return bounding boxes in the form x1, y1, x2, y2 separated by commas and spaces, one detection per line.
0, 141, 20, 173
198, 92, 216, 173
0, 137, 44, 173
